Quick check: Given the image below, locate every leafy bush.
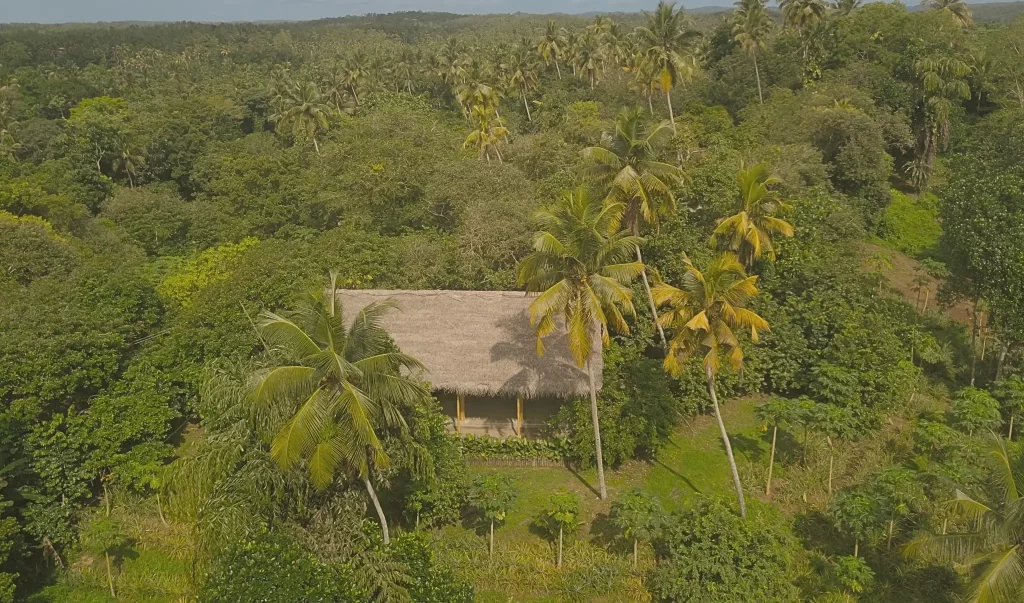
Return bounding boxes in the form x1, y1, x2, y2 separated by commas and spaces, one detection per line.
950, 387, 1002, 436
390, 532, 474, 603
882, 190, 941, 257
457, 434, 566, 461
650, 497, 799, 602
200, 533, 361, 603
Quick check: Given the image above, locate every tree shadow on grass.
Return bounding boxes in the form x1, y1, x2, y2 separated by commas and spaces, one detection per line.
729, 433, 767, 463
652, 459, 702, 495
566, 465, 601, 499
588, 511, 628, 554
793, 510, 850, 558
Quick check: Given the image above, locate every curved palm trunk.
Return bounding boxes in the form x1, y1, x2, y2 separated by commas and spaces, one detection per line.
707, 368, 746, 518
522, 87, 532, 122
636, 246, 667, 349
555, 61, 562, 80
665, 90, 677, 134
765, 423, 777, 497
588, 359, 608, 500
312, 137, 321, 157
364, 476, 390, 545
753, 53, 764, 105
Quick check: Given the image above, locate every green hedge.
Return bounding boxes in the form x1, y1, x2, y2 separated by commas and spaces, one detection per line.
456, 434, 567, 460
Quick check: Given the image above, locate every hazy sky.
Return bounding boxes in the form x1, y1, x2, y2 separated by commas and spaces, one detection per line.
5, 0, 737, 24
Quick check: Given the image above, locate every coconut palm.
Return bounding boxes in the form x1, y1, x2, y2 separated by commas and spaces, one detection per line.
582, 109, 683, 348
251, 273, 431, 544
654, 253, 769, 518
270, 80, 335, 156
913, 56, 971, 182
517, 187, 644, 500
112, 140, 144, 189
395, 47, 420, 94
634, 1, 701, 133
831, 0, 863, 15
905, 435, 1024, 602
435, 37, 470, 86
503, 48, 539, 121
341, 51, 368, 106
923, 0, 974, 28
780, 0, 828, 30
711, 162, 794, 267
538, 21, 566, 79
463, 105, 508, 164
732, 0, 773, 104
577, 33, 605, 89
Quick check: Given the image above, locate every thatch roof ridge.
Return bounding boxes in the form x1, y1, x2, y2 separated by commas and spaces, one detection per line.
337, 289, 600, 399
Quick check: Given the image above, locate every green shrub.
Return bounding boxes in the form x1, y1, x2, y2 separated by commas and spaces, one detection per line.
457, 434, 566, 461
199, 533, 360, 603
881, 190, 941, 257
650, 497, 799, 602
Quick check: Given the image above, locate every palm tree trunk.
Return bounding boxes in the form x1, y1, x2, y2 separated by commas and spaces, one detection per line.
364, 476, 390, 545
489, 519, 494, 559
647, 93, 654, 115
313, 137, 321, 157
922, 288, 930, 313
557, 526, 563, 567
106, 552, 116, 599
588, 359, 608, 500
766, 424, 777, 497
1009, 413, 1015, 441
665, 89, 677, 134
636, 246, 667, 349
707, 368, 746, 518
887, 517, 894, 551
555, 61, 562, 80
156, 492, 168, 528
633, 538, 638, 570
971, 298, 980, 387
522, 88, 532, 122
996, 343, 1008, 382
753, 53, 764, 105
854, 539, 859, 558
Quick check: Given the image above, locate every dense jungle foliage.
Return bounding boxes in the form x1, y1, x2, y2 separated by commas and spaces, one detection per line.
2, 1, 1024, 601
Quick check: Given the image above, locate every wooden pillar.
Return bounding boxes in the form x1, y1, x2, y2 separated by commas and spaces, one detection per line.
456, 394, 464, 434
516, 396, 524, 438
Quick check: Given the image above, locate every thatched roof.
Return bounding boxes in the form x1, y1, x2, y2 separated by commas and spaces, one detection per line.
337, 290, 601, 399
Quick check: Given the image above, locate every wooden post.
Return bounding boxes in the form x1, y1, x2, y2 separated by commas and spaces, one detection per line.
517, 396, 524, 438
456, 394, 464, 434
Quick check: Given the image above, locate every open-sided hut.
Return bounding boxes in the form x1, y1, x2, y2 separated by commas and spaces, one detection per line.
337, 290, 601, 439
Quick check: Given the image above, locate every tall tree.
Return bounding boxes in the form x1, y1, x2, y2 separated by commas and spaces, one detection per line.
634, 1, 700, 132
537, 21, 566, 79
732, 0, 773, 104
582, 108, 683, 348
923, 0, 974, 28
463, 105, 508, 164
780, 0, 828, 30
912, 56, 971, 184
905, 436, 1024, 602
251, 273, 431, 544
270, 80, 335, 156
710, 162, 795, 268
518, 187, 644, 500
503, 48, 538, 121
654, 253, 769, 518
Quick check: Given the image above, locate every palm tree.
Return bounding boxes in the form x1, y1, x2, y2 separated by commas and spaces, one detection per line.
923, 0, 974, 28
435, 37, 470, 86
582, 109, 683, 348
913, 56, 971, 182
517, 187, 644, 500
112, 140, 144, 189
654, 253, 769, 518
780, 0, 828, 30
251, 273, 431, 544
711, 162, 794, 267
395, 47, 420, 94
732, 0, 773, 104
270, 80, 335, 156
464, 105, 508, 164
634, 1, 700, 133
341, 51, 368, 106
577, 34, 605, 89
538, 21, 566, 79
503, 49, 538, 121
831, 0, 863, 15
905, 435, 1024, 602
